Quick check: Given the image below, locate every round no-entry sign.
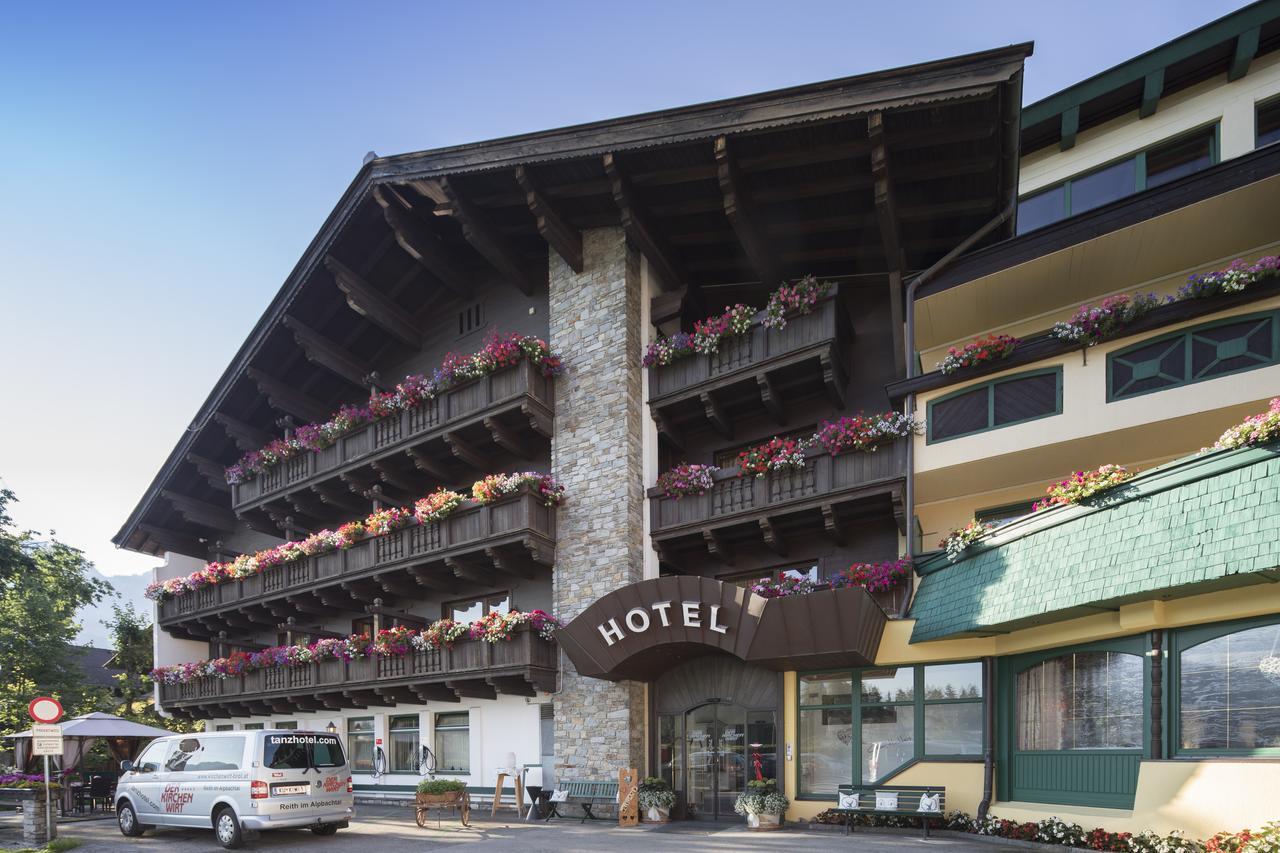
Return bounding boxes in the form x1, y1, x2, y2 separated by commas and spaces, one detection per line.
28, 697, 63, 724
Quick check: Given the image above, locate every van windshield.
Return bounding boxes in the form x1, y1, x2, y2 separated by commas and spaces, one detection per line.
263, 734, 345, 769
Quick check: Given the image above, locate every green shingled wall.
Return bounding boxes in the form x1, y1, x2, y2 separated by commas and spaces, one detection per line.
910, 445, 1280, 642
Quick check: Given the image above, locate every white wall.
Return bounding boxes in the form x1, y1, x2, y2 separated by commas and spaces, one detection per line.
207, 695, 545, 799
1021, 51, 1280, 195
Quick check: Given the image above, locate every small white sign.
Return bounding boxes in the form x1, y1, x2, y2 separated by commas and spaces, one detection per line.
31, 723, 62, 756
874, 791, 899, 811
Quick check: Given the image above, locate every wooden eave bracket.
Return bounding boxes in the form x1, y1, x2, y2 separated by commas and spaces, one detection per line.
515, 165, 583, 274
372, 185, 472, 297
715, 135, 779, 285
282, 314, 371, 389
324, 253, 423, 347
603, 152, 683, 292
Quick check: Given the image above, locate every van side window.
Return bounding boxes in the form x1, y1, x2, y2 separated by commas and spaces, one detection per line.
187, 737, 245, 772
164, 738, 203, 772
133, 741, 169, 774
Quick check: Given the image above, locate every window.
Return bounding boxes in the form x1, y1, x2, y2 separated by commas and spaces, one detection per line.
275, 721, 297, 730
1017, 651, 1143, 750
928, 369, 1062, 443
389, 715, 420, 773
445, 593, 510, 623
165, 737, 245, 772
724, 564, 819, 590
352, 617, 373, 637
975, 501, 1037, 529
457, 301, 486, 337
1257, 98, 1280, 148
242, 723, 264, 731
264, 733, 346, 769
1176, 619, 1280, 753
1016, 125, 1218, 234
434, 712, 470, 773
347, 717, 375, 773
132, 741, 169, 774
798, 663, 984, 797
1108, 311, 1278, 400
215, 724, 234, 733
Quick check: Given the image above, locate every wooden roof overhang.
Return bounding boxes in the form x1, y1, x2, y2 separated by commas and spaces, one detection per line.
1021, 0, 1280, 153
114, 44, 1030, 559
556, 575, 887, 682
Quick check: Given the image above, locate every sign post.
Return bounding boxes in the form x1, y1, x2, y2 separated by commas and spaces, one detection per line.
28, 697, 63, 842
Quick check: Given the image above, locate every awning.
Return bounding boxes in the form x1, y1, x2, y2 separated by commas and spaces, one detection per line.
556, 575, 887, 682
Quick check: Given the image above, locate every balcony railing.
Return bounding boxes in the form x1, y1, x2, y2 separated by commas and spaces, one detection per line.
158, 628, 558, 713
648, 286, 848, 437
648, 439, 907, 561
158, 488, 555, 629
231, 359, 554, 513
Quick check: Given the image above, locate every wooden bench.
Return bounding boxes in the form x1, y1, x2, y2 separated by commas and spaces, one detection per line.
831, 784, 946, 837
545, 779, 619, 823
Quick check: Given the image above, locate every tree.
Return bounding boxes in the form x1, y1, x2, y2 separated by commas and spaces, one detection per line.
0, 487, 112, 732
106, 602, 152, 717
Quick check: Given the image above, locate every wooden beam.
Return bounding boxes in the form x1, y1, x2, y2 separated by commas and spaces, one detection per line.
700, 391, 731, 439
603, 152, 683, 292
484, 546, 537, 580
309, 483, 366, 515
160, 490, 239, 533
446, 679, 497, 700
445, 557, 496, 587
186, 453, 231, 493
213, 413, 273, 452
759, 517, 787, 556
372, 185, 471, 297
443, 432, 489, 471
820, 504, 846, 546
407, 564, 461, 593
755, 373, 784, 424
1060, 106, 1080, 152
715, 136, 779, 285
420, 177, 544, 296
245, 367, 330, 423
1229, 26, 1261, 82
483, 416, 532, 459
410, 683, 461, 703
324, 254, 422, 347
405, 448, 457, 483
281, 315, 371, 388
1140, 68, 1165, 119
702, 529, 733, 564
488, 675, 537, 697
515, 165, 583, 273
370, 460, 418, 493
869, 112, 906, 379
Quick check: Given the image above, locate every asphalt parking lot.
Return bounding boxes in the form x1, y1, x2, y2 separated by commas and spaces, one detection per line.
0, 804, 1003, 852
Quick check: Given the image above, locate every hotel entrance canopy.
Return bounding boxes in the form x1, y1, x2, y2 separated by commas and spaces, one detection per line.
556, 575, 887, 682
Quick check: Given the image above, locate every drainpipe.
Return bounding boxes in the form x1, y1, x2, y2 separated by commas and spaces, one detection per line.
896, 202, 1015, 623
977, 655, 996, 820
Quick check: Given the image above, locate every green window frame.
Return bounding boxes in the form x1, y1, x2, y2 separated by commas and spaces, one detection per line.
997, 635, 1150, 810
1017, 123, 1220, 235
797, 662, 984, 800
433, 711, 470, 774
1257, 95, 1280, 149
926, 367, 1063, 444
1169, 614, 1280, 758
347, 717, 375, 773
1106, 310, 1280, 402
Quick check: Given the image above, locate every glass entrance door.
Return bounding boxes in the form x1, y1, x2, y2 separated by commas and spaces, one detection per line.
684, 702, 775, 819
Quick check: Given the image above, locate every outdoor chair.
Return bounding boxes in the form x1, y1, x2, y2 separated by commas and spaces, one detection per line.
88, 775, 113, 813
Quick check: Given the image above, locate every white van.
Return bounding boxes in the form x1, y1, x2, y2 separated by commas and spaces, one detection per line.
114, 729, 354, 849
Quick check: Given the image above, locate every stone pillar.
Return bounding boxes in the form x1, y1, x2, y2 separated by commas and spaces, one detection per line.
23, 792, 53, 844
549, 227, 647, 777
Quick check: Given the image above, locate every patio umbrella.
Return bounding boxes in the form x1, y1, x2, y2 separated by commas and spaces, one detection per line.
7, 712, 173, 810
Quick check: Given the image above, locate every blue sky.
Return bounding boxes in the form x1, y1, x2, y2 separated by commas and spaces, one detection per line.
0, 0, 1248, 578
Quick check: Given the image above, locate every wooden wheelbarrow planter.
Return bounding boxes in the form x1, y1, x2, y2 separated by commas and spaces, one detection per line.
415, 790, 471, 828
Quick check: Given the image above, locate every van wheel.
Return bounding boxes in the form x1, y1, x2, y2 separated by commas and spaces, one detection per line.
311, 824, 340, 836
214, 806, 244, 849
117, 801, 147, 837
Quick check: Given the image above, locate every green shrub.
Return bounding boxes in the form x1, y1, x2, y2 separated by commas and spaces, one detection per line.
416, 778, 467, 795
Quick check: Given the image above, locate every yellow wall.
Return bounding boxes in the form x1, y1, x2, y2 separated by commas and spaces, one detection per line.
778, 584, 1280, 833
912, 291, 1280, 541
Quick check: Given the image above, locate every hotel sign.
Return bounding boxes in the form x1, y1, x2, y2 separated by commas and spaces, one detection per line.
597, 600, 730, 646
557, 574, 888, 682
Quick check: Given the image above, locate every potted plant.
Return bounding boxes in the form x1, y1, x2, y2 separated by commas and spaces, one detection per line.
734, 779, 789, 830
416, 777, 467, 806
638, 777, 675, 823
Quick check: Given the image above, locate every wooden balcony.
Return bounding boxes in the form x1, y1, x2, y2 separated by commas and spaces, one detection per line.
158, 488, 555, 639
648, 286, 850, 443
158, 628, 558, 717
648, 439, 907, 567
231, 360, 553, 525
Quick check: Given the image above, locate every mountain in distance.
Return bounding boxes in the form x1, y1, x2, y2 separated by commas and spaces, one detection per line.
77, 566, 152, 648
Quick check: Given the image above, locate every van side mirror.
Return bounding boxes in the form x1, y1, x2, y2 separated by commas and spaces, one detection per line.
119, 760, 134, 773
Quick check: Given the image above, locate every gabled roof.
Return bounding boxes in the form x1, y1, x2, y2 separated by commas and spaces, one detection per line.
1022, 0, 1280, 153
909, 442, 1280, 642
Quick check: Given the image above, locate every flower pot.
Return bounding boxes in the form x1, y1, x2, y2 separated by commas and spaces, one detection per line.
746, 812, 782, 831
643, 806, 671, 823
416, 791, 464, 807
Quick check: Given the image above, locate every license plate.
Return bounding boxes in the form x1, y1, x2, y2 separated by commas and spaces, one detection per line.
273, 784, 309, 795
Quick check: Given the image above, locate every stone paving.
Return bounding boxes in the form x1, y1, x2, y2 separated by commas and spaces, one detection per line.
0, 804, 1005, 852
